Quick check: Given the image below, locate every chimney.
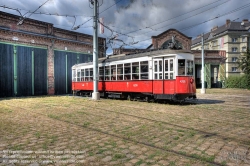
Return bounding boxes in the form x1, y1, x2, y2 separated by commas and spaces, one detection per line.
226, 19, 230, 27
211, 26, 218, 32
242, 19, 248, 23
196, 34, 201, 38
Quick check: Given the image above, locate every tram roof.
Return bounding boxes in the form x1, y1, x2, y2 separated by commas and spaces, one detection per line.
73, 49, 192, 67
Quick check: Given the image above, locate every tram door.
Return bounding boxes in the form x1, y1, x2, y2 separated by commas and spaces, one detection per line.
153, 58, 174, 94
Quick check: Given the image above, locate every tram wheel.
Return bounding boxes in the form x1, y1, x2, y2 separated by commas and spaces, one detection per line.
127, 95, 133, 101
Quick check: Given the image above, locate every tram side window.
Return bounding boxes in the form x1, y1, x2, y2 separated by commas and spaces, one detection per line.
77, 69, 81, 81
124, 63, 131, 80
105, 66, 110, 80
170, 59, 174, 79
111, 65, 116, 80
81, 69, 85, 81
165, 59, 174, 79
154, 61, 158, 72
132, 62, 139, 80
72, 69, 76, 81
89, 68, 93, 81
117, 64, 123, 80
159, 60, 163, 72
140, 61, 148, 79
85, 68, 89, 81
165, 60, 169, 79
99, 67, 104, 81
178, 59, 185, 75
186, 60, 193, 76
159, 60, 163, 79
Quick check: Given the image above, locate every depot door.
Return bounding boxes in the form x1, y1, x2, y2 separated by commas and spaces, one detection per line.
153, 57, 174, 94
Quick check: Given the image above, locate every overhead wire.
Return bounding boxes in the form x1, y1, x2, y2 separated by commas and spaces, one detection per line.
0, 5, 90, 17
73, 0, 123, 30
99, 0, 231, 49
131, 0, 231, 37
0, 4, 93, 30
123, 0, 226, 35
98, 0, 231, 50
116, 3, 250, 49
0, 5, 24, 17
17, 0, 51, 25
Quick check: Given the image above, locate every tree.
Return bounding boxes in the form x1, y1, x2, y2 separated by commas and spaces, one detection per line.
237, 49, 250, 74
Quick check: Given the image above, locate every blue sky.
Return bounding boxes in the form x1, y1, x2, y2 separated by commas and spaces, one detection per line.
1, 0, 250, 54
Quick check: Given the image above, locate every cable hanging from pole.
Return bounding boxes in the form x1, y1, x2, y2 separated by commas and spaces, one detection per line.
17, 0, 51, 25
73, 0, 122, 30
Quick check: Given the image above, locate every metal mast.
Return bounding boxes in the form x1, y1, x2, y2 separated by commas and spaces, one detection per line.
92, 0, 100, 100
201, 33, 206, 94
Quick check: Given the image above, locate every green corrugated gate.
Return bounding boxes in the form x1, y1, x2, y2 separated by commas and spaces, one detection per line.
219, 63, 226, 88
0, 43, 47, 97
54, 50, 92, 95
0, 43, 14, 97
205, 64, 211, 89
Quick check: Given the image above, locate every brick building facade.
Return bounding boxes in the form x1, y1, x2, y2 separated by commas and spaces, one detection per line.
150, 29, 192, 50
0, 11, 106, 97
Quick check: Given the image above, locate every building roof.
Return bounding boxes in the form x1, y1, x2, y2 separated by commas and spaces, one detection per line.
192, 19, 250, 46
0, 11, 105, 40
152, 28, 192, 39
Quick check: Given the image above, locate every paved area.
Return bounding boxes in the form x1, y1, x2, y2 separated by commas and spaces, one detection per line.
0, 89, 250, 166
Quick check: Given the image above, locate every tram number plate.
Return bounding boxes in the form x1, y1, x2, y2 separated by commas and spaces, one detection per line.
180, 80, 186, 83
133, 84, 138, 87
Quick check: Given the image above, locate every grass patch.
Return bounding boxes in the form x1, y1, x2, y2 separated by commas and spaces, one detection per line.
88, 151, 94, 156
177, 129, 185, 132
82, 122, 91, 127
62, 113, 73, 118
148, 151, 162, 159
50, 135, 58, 144
173, 136, 179, 140
221, 161, 227, 166
169, 161, 176, 166
0, 104, 13, 113
190, 153, 215, 163
179, 151, 187, 155
96, 148, 106, 154
10, 144, 24, 150
135, 159, 143, 165
48, 114, 60, 120
188, 130, 197, 137
35, 132, 41, 138
112, 153, 126, 160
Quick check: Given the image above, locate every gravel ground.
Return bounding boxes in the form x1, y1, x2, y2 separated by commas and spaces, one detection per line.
0, 88, 250, 166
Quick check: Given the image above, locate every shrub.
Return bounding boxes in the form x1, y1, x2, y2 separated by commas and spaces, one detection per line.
225, 74, 250, 89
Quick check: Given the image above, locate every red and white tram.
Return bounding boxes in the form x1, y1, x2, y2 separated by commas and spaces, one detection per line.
72, 49, 196, 101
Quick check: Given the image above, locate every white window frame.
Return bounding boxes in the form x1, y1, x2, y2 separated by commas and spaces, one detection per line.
232, 38, 237, 42
232, 67, 237, 72
232, 57, 238, 62
242, 37, 246, 42
232, 47, 238, 52
164, 58, 174, 79
242, 47, 247, 52
212, 40, 217, 46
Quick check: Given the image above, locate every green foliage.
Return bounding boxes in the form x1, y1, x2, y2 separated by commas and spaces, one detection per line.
225, 74, 250, 89
237, 49, 250, 74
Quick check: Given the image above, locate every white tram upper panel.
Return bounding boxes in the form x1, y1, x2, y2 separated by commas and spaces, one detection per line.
72, 49, 194, 81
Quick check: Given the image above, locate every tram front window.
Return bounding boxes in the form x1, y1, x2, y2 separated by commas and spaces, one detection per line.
178, 59, 185, 75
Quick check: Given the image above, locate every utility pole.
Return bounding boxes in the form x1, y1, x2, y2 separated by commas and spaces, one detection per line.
92, 0, 100, 100
201, 33, 206, 94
